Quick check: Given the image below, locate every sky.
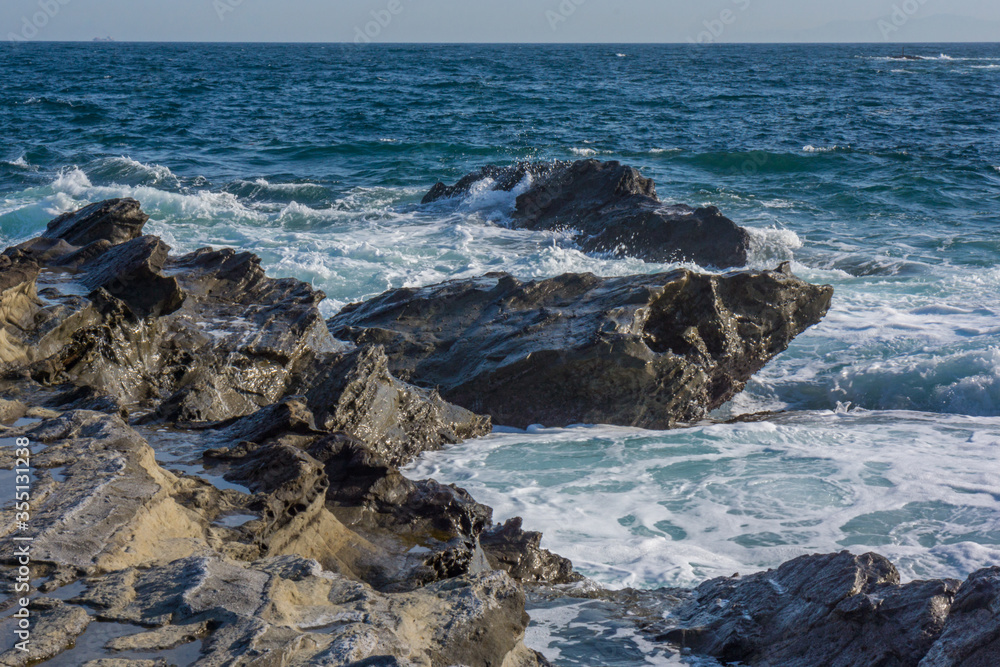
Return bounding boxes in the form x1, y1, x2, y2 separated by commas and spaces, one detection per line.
3, 0, 999, 43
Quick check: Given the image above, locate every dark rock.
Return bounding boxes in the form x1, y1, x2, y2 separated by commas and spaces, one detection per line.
480, 518, 580, 585
224, 441, 333, 551
42, 198, 148, 247
167, 246, 321, 306
2, 210, 489, 452
80, 235, 185, 317
329, 265, 833, 429
300, 345, 491, 467
46, 385, 128, 419
423, 160, 752, 267
308, 434, 493, 540
2, 236, 77, 265
921, 567, 1000, 666
422, 162, 559, 204
659, 551, 958, 666
211, 396, 323, 445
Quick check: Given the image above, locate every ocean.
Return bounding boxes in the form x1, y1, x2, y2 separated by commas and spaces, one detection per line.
2, 41, 999, 664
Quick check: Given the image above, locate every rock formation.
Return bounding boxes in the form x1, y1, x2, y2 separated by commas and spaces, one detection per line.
0, 199, 566, 665
629, 551, 999, 666
423, 159, 752, 267
329, 266, 833, 429
2, 197, 989, 667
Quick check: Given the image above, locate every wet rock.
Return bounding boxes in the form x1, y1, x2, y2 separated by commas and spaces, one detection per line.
423, 159, 752, 267
300, 345, 491, 466
45, 385, 128, 419
920, 567, 1000, 666
0, 412, 215, 572
80, 236, 185, 317
81, 554, 541, 667
0, 598, 91, 667
422, 162, 557, 204
42, 198, 148, 247
2, 202, 490, 452
330, 265, 833, 429
308, 434, 493, 541
82, 660, 169, 667
480, 518, 580, 585
0, 199, 552, 667
659, 551, 958, 666
210, 396, 323, 445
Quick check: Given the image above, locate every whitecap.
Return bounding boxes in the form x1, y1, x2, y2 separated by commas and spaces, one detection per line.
803, 145, 838, 153
569, 147, 598, 157
3, 156, 30, 169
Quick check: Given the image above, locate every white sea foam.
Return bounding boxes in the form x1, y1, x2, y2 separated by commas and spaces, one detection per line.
405, 411, 1000, 590
745, 225, 803, 266
570, 147, 598, 157
803, 145, 839, 153
3, 156, 30, 169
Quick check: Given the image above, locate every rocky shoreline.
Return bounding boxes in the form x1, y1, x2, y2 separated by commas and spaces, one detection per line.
0, 161, 996, 666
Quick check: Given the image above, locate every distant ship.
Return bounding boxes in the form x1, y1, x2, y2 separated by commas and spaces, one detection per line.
93, 36, 115, 42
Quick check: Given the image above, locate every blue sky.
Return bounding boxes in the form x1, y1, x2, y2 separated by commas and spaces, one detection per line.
3, 0, 999, 43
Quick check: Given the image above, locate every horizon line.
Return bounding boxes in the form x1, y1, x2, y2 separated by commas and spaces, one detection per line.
4, 40, 999, 45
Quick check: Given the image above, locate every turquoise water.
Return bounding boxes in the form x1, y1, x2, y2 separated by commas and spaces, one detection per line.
3, 42, 1000, 617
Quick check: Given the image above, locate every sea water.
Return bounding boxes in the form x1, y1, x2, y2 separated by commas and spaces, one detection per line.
2, 42, 999, 664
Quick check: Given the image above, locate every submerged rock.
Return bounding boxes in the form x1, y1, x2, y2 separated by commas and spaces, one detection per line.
329, 264, 833, 429
423, 159, 752, 267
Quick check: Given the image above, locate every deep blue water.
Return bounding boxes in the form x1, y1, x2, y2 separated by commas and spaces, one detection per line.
2, 42, 1000, 665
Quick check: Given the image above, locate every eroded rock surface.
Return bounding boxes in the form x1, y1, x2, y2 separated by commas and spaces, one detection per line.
330, 265, 834, 428
0, 201, 489, 457
0, 199, 550, 665
423, 159, 752, 267
3, 198, 988, 667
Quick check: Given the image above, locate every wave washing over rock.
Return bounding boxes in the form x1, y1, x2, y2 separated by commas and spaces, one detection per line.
0, 181, 997, 665
423, 160, 752, 268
